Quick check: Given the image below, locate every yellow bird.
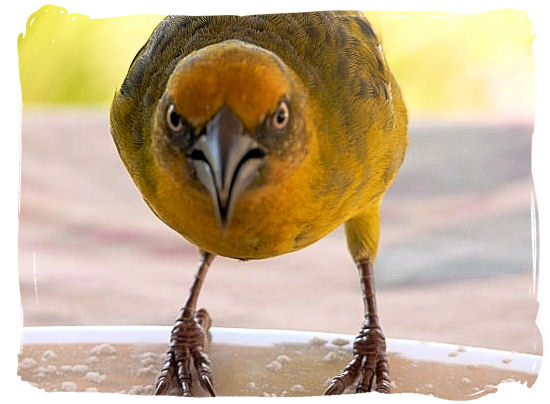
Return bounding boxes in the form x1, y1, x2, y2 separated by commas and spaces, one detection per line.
110, 11, 407, 396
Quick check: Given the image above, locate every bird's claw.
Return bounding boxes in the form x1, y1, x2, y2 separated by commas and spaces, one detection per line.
154, 378, 169, 395
155, 308, 216, 397
324, 376, 347, 395
324, 323, 390, 395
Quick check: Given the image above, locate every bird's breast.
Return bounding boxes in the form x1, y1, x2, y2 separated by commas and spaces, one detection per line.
145, 151, 357, 259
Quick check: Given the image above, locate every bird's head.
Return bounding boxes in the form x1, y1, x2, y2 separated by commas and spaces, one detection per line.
151, 40, 312, 231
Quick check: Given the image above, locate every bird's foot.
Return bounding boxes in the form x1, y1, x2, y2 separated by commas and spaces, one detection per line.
154, 308, 216, 397
324, 320, 390, 395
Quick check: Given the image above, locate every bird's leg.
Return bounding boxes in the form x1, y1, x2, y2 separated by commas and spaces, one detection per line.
155, 251, 216, 397
324, 258, 391, 395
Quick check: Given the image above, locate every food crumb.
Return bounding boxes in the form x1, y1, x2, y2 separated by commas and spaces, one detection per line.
19, 358, 37, 369
36, 365, 57, 374
245, 381, 256, 389
72, 364, 89, 374
85, 356, 99, 365
461, 377, 472, 384
322, 351, 337, 363
276, 355, 291, 364
85, 371, 106, 383
42, 350, 58, 361
140, 352, 157, 360
502, 358, 512, 364
290, 384, 305, 393
139, 352, 159, 366
60, 381, 77, 392
137, 364, 157, 376
59, 365, 73, 373
85, 387, 98, 393
90, 343, 116, 356
309, 337, 327, 346
265, 360, 282, 372
140, 357, 158, 366
331, 338, 349, 347
484, 384, 498, 393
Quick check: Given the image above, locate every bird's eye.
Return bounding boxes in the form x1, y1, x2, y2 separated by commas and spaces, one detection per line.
272, 101, 289, 130
166, 104, 184, 132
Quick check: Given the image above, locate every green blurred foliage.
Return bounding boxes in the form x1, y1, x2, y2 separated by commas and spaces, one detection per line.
365, 10, 535, 119
18, 5, 535, 119
18, 5, 163, 105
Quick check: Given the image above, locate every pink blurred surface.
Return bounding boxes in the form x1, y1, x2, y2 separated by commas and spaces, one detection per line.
18, 108, 541, 354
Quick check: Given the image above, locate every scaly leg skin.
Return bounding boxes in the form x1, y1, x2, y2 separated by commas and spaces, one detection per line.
324, 259, 391, 395
155, 252, 216, 397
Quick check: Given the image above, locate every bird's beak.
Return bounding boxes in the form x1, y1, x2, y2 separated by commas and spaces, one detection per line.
188, 106, 266, 231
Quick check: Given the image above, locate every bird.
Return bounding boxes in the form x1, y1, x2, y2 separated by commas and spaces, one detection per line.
110, 11, 408, 397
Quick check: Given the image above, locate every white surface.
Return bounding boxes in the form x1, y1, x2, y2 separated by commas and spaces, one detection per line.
22, 325, 541, 375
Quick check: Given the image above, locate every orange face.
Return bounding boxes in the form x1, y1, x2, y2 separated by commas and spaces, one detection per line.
170, 40, 293, 133
142, 40, 332, 258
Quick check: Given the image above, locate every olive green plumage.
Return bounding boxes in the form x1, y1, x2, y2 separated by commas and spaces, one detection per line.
112, 11, 402, 182
110, 11, 408, 396
110, 11, 407, 261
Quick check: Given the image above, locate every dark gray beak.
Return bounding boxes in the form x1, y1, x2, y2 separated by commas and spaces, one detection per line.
188, 106, 266, 231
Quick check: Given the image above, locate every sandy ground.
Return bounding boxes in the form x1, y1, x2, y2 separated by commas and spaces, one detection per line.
18, 108, 541, 355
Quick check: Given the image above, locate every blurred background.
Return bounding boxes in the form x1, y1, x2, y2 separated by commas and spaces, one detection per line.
18, 5, 541, 355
